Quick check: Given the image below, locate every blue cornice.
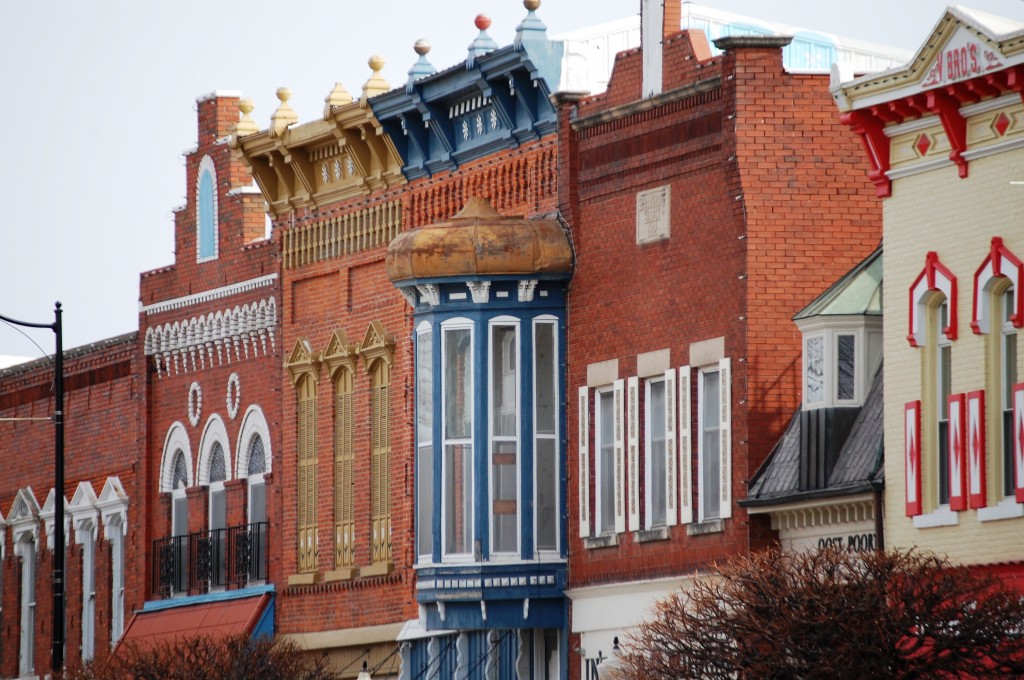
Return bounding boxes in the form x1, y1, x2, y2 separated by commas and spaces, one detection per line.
371, 31, 563, 179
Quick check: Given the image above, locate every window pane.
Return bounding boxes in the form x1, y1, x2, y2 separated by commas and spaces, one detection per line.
702, 371, 721, 520
805, 336, 824, 404
492, 440, 518, 553
535, 323, 556, 435
836, 334, 856, 400
648, 381, 667, 527
1003, 290, 1016, 497
199, 170, 215, 258
445, 328, 472, 439
209, 443, 226, 483
417, 329, 434, 558
248, 436, 266, 476
598, 390, 615, 533
535, 437, 557, 551
444, 443, 473, 555
492, 325, 517, 437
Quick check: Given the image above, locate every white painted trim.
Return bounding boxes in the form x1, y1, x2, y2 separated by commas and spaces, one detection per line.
160, 422, 194, 492
235, 405, 273, 477
977, 495, 1024, 522
197, 414, 232, 486
140, 276, 277, 315
912, 504, 960, 529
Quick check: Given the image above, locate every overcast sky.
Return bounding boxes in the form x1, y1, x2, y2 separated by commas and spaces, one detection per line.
2, 0, 1023, 360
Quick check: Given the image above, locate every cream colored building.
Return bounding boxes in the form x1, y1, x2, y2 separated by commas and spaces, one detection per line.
833, 6, 1024, 574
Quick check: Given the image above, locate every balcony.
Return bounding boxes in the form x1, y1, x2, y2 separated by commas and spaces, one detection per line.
152, 522, 269, 599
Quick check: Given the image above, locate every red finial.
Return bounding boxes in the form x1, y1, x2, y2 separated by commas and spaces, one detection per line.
475, 14, 491, 30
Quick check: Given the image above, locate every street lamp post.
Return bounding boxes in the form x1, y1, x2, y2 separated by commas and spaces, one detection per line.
0, 302, 65, 674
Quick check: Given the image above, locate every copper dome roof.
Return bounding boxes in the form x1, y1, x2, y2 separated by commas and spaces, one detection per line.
386, 197, 572, 284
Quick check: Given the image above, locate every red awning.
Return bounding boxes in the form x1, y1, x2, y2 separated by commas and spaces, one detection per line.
117, 593, 271, 653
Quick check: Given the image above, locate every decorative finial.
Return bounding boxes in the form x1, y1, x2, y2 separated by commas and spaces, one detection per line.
407, 39, 437, 93
270, 87, 297, 137
515, 0, 547, 50
323, 82, 353, 118
467, 13, 499, 68
362, 55, 390, 103
234, 98, 259, 137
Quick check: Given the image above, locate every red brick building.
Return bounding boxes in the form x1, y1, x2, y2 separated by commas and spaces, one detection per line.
557, 3, 883, 675
124, 91, 280, 646
0, 333, 140, 676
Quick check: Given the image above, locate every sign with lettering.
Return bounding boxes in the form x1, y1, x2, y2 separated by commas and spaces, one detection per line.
817, 532, 876, 553
921, 30, 1004, 89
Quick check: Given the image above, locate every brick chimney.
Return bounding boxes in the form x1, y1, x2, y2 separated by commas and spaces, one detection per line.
641, 0, 681, 97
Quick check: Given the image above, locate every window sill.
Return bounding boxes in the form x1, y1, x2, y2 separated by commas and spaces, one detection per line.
635, 526, 670, 543
912, 506, 959, 529
287, 571, 321, 586
324, 566, 358, 582
583, 534, 619, 550
361, 561, 394, 577
686, 519, 724, 536
977, 497, 1024, 523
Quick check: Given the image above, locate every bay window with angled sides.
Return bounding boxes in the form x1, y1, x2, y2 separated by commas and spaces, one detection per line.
386, 197, 572, 633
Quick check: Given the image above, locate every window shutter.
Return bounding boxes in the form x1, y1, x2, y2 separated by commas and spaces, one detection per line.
297, 380, 319, 573
664, 368, 677, 527
614, 379, 626, 534
678, 366, 692, 525
947, 393, 967, 512
905, 400, 922, 516
1014, 383, 1024, 503
578, 386, 590, 537
967, 390, 987, 509
371, 366, 392, 564
334, 377, 354, 568
718, 358, 732, 520
627, 376, 640, 531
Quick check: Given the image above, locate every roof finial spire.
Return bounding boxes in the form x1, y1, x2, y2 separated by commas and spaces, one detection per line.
270, 87, 297, 137
323, 82, 353, 118
515, 0, 547, 50
234, 98, 259, 137
362, 55, 390, 104
406, 39, 436, 93
467, 14, 498, 68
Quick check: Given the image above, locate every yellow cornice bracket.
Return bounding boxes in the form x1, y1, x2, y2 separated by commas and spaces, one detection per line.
361, 55, 391, 105
234, 98, 260, 138
271, 87, 299, 138
323, 82, 354, 120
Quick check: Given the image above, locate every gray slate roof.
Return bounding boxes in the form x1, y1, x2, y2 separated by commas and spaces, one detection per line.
744, 364, 884, 506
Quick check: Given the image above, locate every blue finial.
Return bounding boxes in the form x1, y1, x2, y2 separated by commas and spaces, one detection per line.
406, 39, 436, 93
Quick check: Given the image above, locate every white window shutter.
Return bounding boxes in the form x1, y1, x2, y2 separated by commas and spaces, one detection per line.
1014, 383, 1024, 503
627, 377, 640, 531
614, 379, 626, 534
967, 390, 987, 509
578, 386, 590, 538
718, 358, 732, 519
664, 368, 678, 527
678, 366, 693, 525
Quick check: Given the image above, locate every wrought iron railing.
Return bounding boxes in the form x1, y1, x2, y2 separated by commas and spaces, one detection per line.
152, 522, 269, 598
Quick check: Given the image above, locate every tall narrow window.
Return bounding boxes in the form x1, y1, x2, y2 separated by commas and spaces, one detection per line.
109, 521, 125, 644
81, 525, 96, 661
417, 325, 434, 561
246, 434, 268, 583
443, 324, 473, 558
371, 360, 392, 565
645, 378, 667, 528
595, 387, 616, 535
17, 537, 35, 677
699, 368, 722, 521
533, 320, 558, 553
836, 333, 857, 402
490, 321, 519, 555
297, 376, 318, 573
171, 450, 189, 595
208, 443, 227, 587
1001, 288, 1018, 497
334, 369, 355, 569
936, 301, 952, 506
196, 156, 218, 261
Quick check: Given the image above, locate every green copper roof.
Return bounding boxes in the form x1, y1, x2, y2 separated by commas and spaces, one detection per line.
794, 247, 882, 320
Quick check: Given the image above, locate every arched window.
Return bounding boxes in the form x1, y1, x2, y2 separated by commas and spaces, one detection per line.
196, 155, 219, 261
208, 442, 228, 588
